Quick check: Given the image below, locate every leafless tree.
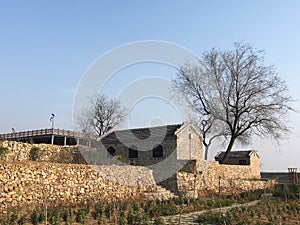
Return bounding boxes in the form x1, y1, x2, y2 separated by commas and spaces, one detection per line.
190, 114, 227, 160
76, 94, 127, 137
75, 107, 95, 138
174, 42, 294, 163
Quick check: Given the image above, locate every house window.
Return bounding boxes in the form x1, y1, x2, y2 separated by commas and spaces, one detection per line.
239, 160, 247, 165
128, 146, 138, 159
107, 146, 116, 156
152, 145, 163, 158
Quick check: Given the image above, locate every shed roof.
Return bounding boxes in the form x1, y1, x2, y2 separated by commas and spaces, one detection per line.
215, 150, 256, 161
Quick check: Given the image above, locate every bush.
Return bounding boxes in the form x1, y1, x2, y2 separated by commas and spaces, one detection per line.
153, 217, 166, 225
29, 147, 41, 161
127, 210, 134, 224
30, 210, 39, 225
274, 184, 300, 199
75, 208, 88, 224
92, 204, 103, 220
149, 201, 179, 217
197, 212, 228, 224
17, 215, 26, 225
132, 202, 140, 212
47, 207, 60, 225
5, 212, 18, 225
239, 189, 265, 201
0, 146, 8, 160
119, 211, 127, 225
104, 204, 111, 219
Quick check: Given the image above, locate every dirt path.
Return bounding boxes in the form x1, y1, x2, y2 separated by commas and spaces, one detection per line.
161, 200, 260, 224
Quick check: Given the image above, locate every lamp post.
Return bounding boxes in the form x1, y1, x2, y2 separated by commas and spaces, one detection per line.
50, 113, 55, 129
50, 113, 55, 145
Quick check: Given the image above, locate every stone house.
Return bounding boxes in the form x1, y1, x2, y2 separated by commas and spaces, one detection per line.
100, 122, 203, 166
100, 127, 265, 196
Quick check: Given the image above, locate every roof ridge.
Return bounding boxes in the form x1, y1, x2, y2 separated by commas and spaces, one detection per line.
113, 123, 183, 132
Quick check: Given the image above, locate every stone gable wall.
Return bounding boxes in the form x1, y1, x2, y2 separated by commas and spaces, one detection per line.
176, 124, 202, 161
250, 153, 261, 177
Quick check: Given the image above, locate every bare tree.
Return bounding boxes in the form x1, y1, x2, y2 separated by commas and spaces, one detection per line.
174, 42, 294, 163
75, 107, 95, 138
76, 94, 127, 137
191, 115, 227, 160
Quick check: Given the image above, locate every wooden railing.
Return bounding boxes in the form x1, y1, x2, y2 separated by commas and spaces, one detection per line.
0, 128, 84, 140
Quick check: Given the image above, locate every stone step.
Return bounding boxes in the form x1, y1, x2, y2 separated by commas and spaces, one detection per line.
143, 185, 177, 200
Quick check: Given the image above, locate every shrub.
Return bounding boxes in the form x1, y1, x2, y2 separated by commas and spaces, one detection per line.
127, 210, 134, 224
38, 212, 45, 223
0, 146, 8, 160
132, 202, 140, 212
119, 211, 127, 225
75, 208, 88, 224
6, 212, 18, 225
274, 184, 300, 199
97, 217, 107, 225
104, 204, 111, 219
120, 201, 128, 212
62, 209, 74, 224
149, 201, 179, 217
47, 207, 60, 225
92, 204, 103, 220
197, 212, 227, 224
153, 217, 166, 225
30, 210, 39, 225
239, 189, 265, 201
17, 215, 26, 225
29, 147, 41, 161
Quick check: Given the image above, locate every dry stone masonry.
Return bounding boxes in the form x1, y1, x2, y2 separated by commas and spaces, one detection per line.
0, 140, 276, 213
177, 161, 275, 197
0, 160, 161, 212
0, 141, 75, 162
0, 141, 168, 212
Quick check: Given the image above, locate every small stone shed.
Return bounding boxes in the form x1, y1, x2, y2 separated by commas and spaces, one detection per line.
215, 150, 259, 165
215, 150, 261, 178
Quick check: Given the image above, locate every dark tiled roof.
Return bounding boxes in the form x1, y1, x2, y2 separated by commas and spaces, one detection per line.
215, 150, 253, 161
101, 124, 182, 143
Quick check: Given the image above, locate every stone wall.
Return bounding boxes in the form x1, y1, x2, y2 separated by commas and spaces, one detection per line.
0, 141, 76, 163
177, 161, 275, 197
0, 141, 168, 212
0, 140, 275, 212
0, 160, 157, 212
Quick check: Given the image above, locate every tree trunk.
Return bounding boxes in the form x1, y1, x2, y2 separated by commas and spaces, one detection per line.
204, 145, 209, 160
220, 137, 236, 164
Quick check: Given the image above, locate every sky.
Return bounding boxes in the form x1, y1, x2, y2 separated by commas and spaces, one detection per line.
0, 0, 300, 171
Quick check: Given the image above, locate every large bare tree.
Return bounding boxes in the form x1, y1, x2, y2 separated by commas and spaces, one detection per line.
76, 94, 127, 137
174, 42, 294, 163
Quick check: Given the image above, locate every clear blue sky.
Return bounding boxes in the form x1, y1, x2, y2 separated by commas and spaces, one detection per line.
1, 0, 299, 171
